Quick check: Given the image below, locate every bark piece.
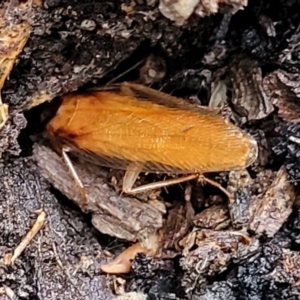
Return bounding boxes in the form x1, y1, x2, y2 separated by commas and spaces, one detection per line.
230, 59, 274, 122
33, 144, 164, 242
248, 166, 296, 237
264, 70, 300, 123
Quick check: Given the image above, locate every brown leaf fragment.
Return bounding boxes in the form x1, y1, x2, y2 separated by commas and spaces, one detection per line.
33, 144, 163, 242
248, 166, 296, 238
263, 70, 300, 123
230, 59, 274, 122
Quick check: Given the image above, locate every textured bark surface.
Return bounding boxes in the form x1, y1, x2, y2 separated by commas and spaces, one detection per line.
33, 144, 163, 242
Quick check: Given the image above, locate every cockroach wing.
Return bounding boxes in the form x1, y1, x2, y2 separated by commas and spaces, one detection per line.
47, 90, 258, 174
90, 82, 221, 116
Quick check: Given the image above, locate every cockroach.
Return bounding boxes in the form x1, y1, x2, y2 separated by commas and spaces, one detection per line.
46, 82, 258, 206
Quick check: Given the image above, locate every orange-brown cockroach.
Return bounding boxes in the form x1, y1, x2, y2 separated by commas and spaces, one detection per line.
46, 82, 258, 203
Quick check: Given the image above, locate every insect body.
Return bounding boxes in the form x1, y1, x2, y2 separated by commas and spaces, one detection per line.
47, 82, 258, 196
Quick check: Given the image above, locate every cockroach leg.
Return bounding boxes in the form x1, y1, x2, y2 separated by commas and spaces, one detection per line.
198, 175, 234, 204
122, 168, 233, 204
122, 170, 199, 194
62, 146, 87, 211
